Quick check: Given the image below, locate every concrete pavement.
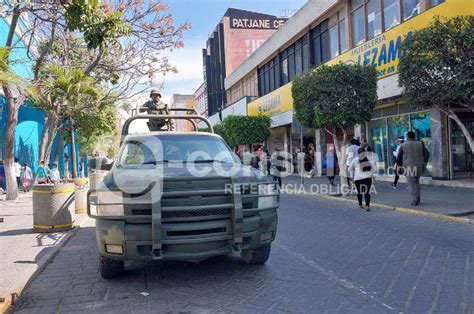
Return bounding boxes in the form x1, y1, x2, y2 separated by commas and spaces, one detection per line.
0, 193, 87, 313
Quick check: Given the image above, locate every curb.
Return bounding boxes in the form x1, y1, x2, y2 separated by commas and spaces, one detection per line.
0, 226, 81, 314
291, 190, 474, 225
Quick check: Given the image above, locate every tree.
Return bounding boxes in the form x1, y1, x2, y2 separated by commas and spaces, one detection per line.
221, 115, 271, 147
292, 63, 378, 191
398, 16, 474, 152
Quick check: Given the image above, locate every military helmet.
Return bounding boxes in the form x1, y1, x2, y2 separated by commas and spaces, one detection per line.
150, 89, 162, 97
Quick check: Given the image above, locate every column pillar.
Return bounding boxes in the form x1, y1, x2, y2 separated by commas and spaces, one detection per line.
430, 107, 449, 180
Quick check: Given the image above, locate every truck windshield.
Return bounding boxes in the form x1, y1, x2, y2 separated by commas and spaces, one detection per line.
117, 134, 237, 166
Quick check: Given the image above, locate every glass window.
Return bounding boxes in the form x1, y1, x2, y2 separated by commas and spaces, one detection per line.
329, 25, 339, 58
410, 112, 432, 175
312, 34, 322, 66
431, 0, 444, 5
368, 118, 388, 174
339, 19, 347, 53
384, 0, 401, 31
367, 0, 382, 39
281, 58, 289, 84
264, 67, 270, 94
388, 115, 410, 164
352, 7, 366, 46
321, 29, 330, 63
403, 0, 420, 21
295, 46, 303, 76
269, 64, 275, 92
302, 41, 310, 71
352, 0, 364, 9
288, 53, 296, 81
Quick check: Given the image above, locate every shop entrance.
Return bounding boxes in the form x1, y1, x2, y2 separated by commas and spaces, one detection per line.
451, 120, 474, 179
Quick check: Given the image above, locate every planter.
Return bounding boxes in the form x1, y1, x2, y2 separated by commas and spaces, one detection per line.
32, 183, 75, 233
74, 178, 89, 213
89, 171, 108, 191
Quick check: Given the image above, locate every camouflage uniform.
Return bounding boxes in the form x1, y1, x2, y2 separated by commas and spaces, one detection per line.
143, 100, 174, 131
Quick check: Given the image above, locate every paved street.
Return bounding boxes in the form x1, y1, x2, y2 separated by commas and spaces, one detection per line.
11, 191, 474, 313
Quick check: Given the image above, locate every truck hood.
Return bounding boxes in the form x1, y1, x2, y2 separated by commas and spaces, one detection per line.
97, 162, 270, 192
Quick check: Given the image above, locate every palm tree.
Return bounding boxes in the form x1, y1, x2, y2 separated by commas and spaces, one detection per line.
38, 64, 103, 178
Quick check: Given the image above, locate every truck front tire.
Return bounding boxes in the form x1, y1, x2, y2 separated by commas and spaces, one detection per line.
241, 243, 271, 265
100, 255, 125, 278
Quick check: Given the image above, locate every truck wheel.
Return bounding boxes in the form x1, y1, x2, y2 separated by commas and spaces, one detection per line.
100, 255, 125, 278
241, 243, 271, 265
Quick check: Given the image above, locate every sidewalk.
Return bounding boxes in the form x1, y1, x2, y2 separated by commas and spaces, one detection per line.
0, 192, 89, 313
284, 175, 474, 222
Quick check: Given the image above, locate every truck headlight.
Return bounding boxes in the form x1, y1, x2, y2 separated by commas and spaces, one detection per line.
89, 191, 124, 216
258, 184, 278, 209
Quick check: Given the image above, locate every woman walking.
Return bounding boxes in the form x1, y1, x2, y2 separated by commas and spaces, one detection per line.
349, 147, 376, 211
20, 163, 34, 192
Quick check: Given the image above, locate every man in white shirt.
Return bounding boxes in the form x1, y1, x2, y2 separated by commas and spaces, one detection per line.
14, 158, 22, 188
50, 164, 61, 184
391, 137, 404, 188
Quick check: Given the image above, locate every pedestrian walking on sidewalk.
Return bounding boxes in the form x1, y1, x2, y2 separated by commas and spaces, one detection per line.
325, 145, 338, 186
396, 131, 430, 206
20, 163, 33, 192
345, 138, 360, 190
14, 158, 22, 188
391, 137, 404, 188
349, 147, 376, 211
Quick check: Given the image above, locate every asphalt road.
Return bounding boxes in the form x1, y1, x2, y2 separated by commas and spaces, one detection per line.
11, 192, 474, 313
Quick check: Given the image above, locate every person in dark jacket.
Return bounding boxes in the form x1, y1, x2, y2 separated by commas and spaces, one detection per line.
0, 160, 5, 192
396, 131, 430, 206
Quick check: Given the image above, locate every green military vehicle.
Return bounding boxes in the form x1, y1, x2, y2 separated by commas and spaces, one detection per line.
88, 111, 279, 278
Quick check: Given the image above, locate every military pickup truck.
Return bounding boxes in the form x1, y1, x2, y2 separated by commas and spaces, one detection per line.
88, 110, 279, 278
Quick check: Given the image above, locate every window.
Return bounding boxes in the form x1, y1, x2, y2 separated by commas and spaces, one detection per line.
311, 26, 322, 66
288, 45, 296, 81
403, 0, 421, 20
339, 19, 347, 53
367, 0, 382, 39
302, 35, 311, 71
352, 7, 366, 46
281, 56, 289, 85
431, 0, 444, 5
384, 0, 401, 30
295, 40, 303, 76
329, 25, 339, 58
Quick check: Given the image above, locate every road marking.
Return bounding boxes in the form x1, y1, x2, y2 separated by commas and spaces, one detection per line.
274, 242, 396, 311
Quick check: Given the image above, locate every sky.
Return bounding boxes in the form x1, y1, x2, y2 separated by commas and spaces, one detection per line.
155, 0, 308, 104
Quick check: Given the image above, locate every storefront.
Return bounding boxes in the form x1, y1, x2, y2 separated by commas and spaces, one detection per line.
449, 112, 474, 179
367, 104, 433, 176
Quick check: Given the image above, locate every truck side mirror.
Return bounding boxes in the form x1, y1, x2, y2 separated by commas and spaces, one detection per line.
89, 157, 114, 171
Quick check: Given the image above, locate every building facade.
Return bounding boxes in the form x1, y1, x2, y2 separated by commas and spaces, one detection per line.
203, 8, 287, 117
170, 94, 198, 132
0, 9, 76, 175
222, 0, 473, 181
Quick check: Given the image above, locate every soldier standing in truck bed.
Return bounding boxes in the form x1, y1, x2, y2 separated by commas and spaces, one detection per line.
142, 89, 174, 131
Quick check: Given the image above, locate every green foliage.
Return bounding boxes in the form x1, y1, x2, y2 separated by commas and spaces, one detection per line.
64, 0, 131, 49
292, 63, 378, 130
398, 16, 474, 109
0, 48, 36, 96
221, 115, 271, 147
38, 64, 117, 154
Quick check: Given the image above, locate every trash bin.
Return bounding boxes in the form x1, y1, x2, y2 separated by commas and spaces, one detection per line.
89, 171, 108, 191
74, 178, 89, 213
32, 183, 75, 232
